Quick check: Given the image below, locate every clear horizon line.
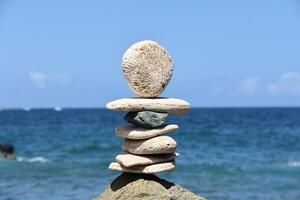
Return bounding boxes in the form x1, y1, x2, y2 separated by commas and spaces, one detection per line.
1, 106, 300, 110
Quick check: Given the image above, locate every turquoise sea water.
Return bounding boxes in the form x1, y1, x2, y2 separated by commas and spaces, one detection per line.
0, 108, 300, 200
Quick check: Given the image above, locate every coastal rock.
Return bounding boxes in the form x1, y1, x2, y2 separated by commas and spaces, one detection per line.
109, 161, 175, 174
0, 144, 16, 160
115, 124, 179, 140
123, 136, 177, 155
106, 98, 190, 115
116, 152, 179, 167
124, 111, 168, 129
122, 40, 173, 98
94, 173, 206, 200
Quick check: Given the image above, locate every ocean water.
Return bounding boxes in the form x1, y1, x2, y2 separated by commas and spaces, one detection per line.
0, 108, 300, 200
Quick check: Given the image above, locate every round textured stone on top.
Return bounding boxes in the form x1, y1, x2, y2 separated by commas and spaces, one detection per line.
122, 40, 173, 97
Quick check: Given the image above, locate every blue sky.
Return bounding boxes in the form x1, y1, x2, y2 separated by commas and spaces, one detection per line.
0, 0, 300, 108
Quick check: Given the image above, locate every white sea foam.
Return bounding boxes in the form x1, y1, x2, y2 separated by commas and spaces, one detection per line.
17, 156, 50, 163
287, 160, 300, 167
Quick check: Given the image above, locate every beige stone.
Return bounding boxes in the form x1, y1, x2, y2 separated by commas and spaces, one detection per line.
106, 98, 190, 115
109, 161, 175, 174
116, 152, 180, 167
122, 40, 173, 98
123, 136, 177, 155
115, 124, 179, 140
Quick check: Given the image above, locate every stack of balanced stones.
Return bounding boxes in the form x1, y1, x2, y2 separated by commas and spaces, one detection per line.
106, 40, 190, 174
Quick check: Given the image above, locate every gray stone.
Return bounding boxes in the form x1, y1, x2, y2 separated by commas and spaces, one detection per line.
124, 111, 168, 129
94, 173, 206, 200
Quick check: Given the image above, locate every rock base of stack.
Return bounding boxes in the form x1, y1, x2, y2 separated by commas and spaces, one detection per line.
94, 173, 206, 200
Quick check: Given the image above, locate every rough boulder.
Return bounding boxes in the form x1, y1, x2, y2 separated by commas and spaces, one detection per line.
94, 173, 206, 200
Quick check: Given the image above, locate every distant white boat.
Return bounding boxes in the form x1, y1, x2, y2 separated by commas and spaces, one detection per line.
54, 107, 62, 111
23, 107, 31, 111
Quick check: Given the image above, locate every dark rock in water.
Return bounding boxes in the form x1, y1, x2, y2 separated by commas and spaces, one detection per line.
0, 144, 16, 160
124, 111, 168, 129
94, 173, 206, 200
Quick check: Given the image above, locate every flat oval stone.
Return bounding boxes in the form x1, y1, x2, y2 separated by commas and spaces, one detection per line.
122, 40, 173, 98
116, 152, 179, 167
106, 98, 190, 115
124, 111, 168, 129
109, 161, 175, 174
115, 124, 179, 140
122, 136, 177, 155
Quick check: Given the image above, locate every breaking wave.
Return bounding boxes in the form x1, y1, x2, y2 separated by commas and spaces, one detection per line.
16, 156, 50, 163
287, 160, 300, 167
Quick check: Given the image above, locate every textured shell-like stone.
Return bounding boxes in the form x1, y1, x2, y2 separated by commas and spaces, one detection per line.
122, 40, 173, 97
